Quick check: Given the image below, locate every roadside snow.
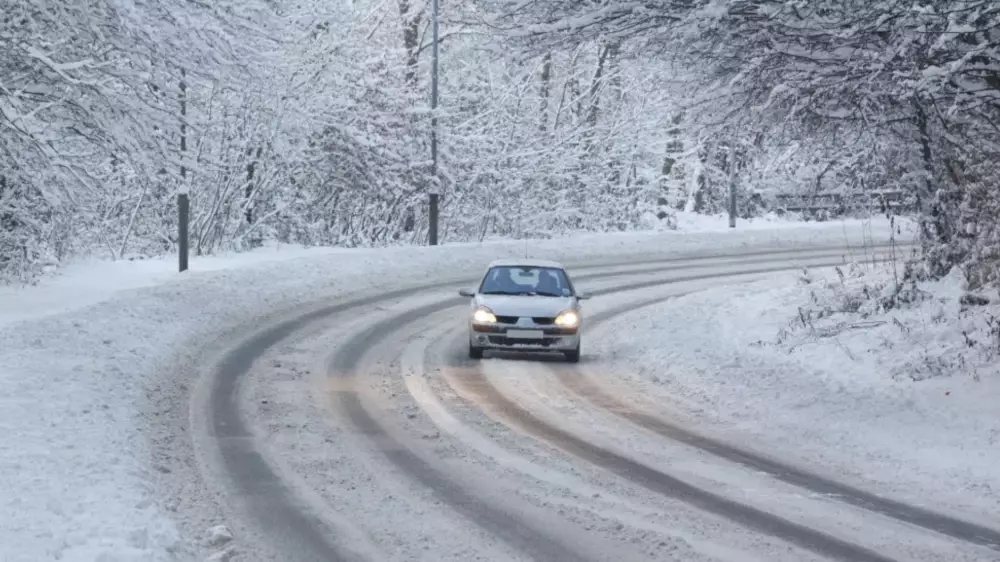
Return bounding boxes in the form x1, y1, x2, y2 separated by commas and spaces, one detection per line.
671, 211, 842, 232
0, 215, 914, 329
589, 256, 1000, 527
0, 217, 908, 561
0, 243, 337, 328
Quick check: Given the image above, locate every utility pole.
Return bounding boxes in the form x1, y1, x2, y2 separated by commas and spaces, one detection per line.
428, 0, 440, 246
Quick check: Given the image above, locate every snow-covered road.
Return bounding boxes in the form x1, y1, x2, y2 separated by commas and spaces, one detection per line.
7, 217, 1000, 562
178, 242, 997, 562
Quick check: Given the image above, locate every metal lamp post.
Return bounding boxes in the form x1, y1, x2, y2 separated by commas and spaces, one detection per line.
428, 0, 440, 246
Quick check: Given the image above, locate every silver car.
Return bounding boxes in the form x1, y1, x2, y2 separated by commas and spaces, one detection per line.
458, 259, 590, 362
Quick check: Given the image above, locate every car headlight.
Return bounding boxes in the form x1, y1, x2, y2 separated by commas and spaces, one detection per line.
472, 307, 497, 324
554, 310, 580, 327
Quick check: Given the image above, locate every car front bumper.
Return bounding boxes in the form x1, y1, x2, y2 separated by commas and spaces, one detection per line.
469, 323, 580, 351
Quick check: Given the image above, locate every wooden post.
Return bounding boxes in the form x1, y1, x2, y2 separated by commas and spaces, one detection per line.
178, 68, 190, 270
178, 193, 189, 272
428, 193, 439, 246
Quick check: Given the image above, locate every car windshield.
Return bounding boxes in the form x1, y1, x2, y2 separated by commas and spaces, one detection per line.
478, 266, 573, 297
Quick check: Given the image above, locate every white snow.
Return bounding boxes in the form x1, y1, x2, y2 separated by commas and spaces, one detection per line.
0, 216, 912, 561
588, 255, 1000, 526
670, 210, 846, 232
0, 243, 337, 328
0, 214, 913, 329
204, 525, 234, 548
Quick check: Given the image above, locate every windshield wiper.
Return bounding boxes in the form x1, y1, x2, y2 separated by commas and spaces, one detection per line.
481, 290, 562, 297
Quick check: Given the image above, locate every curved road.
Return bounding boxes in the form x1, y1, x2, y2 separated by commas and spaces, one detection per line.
191, 244, 1000, 562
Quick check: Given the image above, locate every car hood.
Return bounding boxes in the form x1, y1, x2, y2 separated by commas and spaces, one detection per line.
475, 294, 576, 317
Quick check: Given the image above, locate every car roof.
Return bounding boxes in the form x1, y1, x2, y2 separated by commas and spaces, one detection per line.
486, 258, 566, 269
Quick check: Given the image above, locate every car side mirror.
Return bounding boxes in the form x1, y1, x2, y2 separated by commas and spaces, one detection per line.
458, 288, 475, 298
576, 292, 591, 300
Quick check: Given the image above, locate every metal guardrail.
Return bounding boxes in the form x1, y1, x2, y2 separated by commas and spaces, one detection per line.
774, 191, 917, 216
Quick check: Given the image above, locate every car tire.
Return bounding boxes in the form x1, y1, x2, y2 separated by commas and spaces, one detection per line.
469, 343, 483, 360
564, 343, 580, 363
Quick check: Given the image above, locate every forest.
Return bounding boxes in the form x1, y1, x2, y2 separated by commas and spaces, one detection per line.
2, 1, 998, 286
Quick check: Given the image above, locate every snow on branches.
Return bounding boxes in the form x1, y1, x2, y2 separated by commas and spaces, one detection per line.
493, 0, 1000, 286
6, 0, 995, 288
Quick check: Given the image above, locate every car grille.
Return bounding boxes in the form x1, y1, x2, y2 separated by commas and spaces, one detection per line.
488, 335, 561, 347
492, 315, 556, 325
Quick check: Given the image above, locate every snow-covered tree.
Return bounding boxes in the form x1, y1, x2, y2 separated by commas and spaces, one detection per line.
492, 0, 1000, 286
9, 0, 994, 290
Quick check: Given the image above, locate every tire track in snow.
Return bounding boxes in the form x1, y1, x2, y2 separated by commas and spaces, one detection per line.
467, 326, 988, 561
399, 317, 773, 562
442, 351, 897, 562
311, 258, 849, 560
550, 297, 1000, 553
321, 252, 892, 562
328, 298, 600, 562
199, 245, 900, 560
322, 253, 886, 562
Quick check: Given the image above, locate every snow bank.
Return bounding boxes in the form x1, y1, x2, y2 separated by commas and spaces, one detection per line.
0, 217, 908, 561
1, 216, 915, 329
590, 252, 1000, 525
671, 210, 857, 232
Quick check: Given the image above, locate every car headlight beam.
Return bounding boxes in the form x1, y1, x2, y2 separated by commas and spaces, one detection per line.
473, 307, 497, 324
554, 310, 579, 327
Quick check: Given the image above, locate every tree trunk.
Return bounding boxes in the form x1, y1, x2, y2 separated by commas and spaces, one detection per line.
539, 53, 552, 133
398, 0, 422, 89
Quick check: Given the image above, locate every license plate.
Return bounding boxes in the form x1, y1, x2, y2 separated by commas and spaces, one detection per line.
506, 329, 544, 339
